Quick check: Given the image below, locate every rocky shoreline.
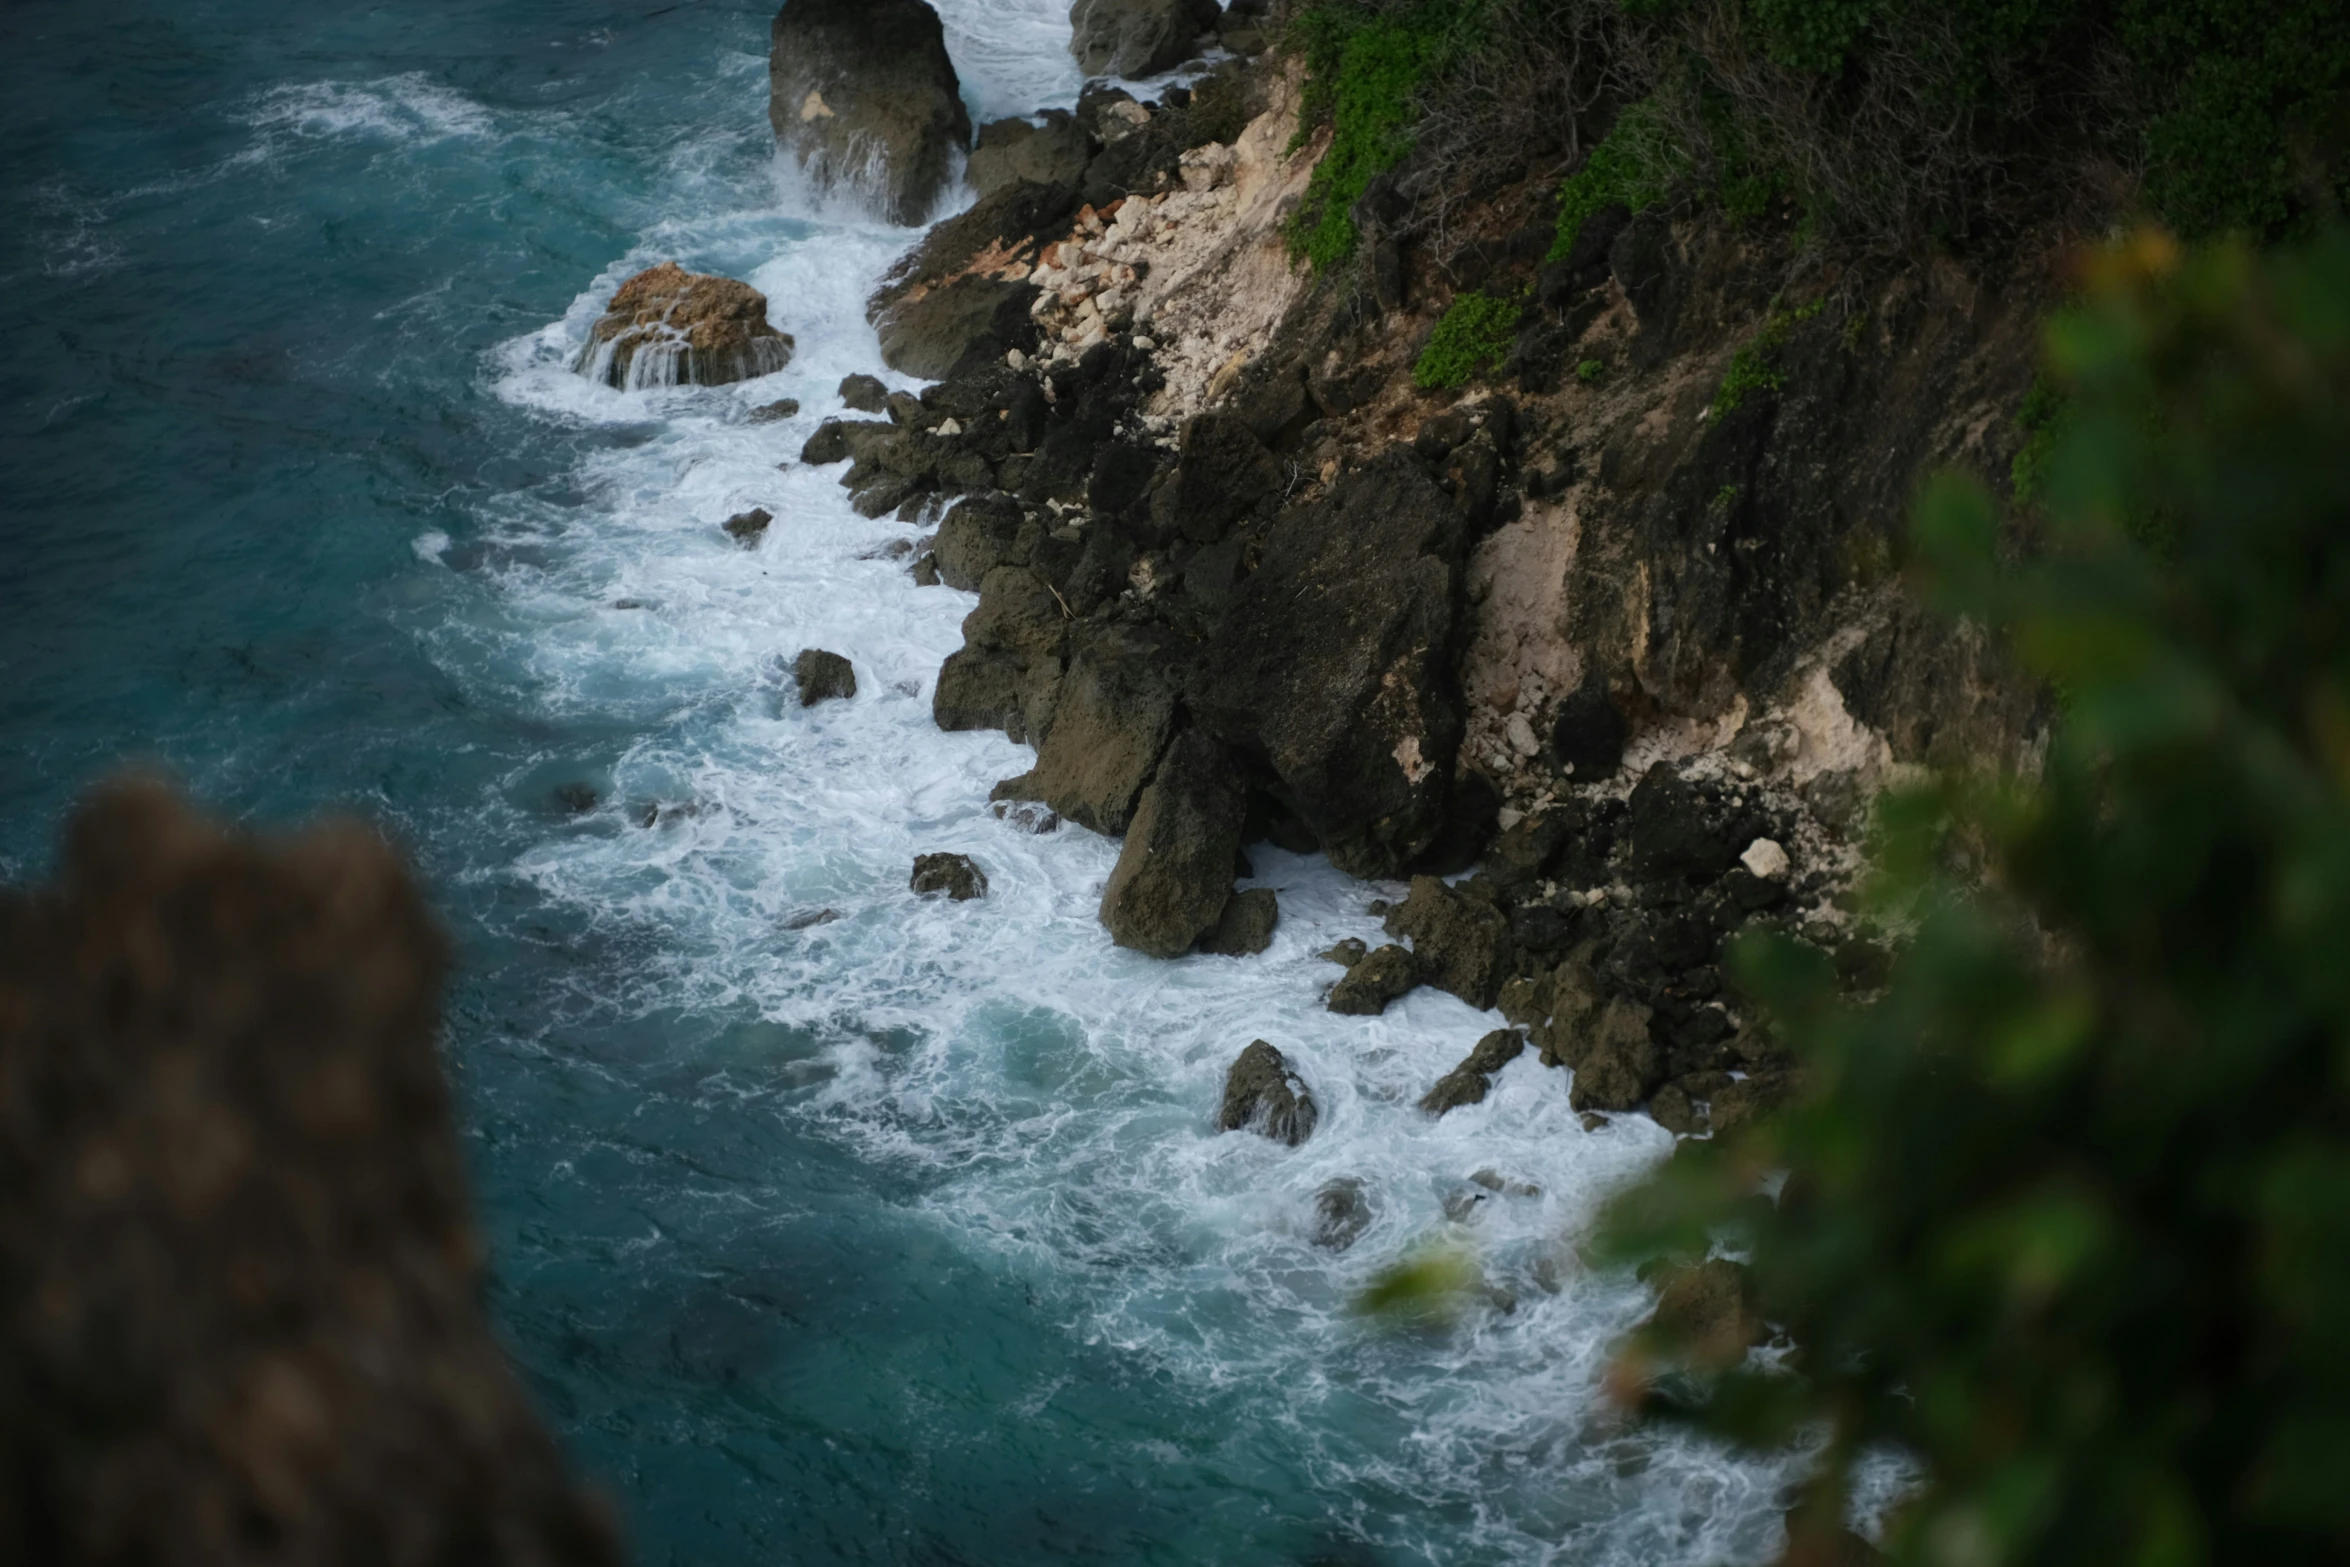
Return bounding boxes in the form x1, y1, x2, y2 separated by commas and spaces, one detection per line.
635, 0, 2049, 1153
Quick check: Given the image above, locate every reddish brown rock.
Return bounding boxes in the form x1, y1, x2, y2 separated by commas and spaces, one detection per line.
576, 261, 795, 390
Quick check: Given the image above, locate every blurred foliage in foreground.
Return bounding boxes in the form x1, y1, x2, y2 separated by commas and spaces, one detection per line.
1605, 225, 2350, 1565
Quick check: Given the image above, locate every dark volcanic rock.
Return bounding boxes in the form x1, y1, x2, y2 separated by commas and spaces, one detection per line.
1069, 0, 1221, 78
1627, 763, 1746, 881
1197, 886, 1279, 956
0, 782, 622, 1567
1419, 1027, 1527, 1115
1190, 451, 1469, 877
1327, 943, 1417, 1015
932, 494, 1029, 591
1384, 875, 1511, 1010
724, 506, 775, 545
1309, 1177, 1372, 1251
1017, 623, 1183, 834
933, 565, 1068, 742
910, 851, 988, 900
970, 111, 1095, 197
869, 181, 1077, 378
793, 647, 857, 704
1548, 669, 1627, 779
1145, 412, 1282, 547
1217, 1039, 1317, 1146
838, 372, 888, 412
1099, 729, 1246, 957
576, 261, 794, 389
769, 0, 972, 226
1567, 996, 1662, 1112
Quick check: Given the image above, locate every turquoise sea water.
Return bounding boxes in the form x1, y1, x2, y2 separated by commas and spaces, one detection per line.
0, 4, 1817, 1562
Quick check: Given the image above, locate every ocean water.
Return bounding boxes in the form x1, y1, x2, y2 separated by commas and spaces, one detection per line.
0, 3, 1805, 1562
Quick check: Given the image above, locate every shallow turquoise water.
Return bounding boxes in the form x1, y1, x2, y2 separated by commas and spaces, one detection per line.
0, 5, 1803, 1562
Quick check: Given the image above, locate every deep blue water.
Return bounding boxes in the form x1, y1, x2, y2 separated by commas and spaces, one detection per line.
0, 5, 1802, 1563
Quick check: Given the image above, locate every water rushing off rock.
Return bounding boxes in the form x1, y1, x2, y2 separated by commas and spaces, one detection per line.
573, 261, 795, 390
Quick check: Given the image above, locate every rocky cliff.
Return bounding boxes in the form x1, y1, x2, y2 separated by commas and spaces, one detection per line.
794, 19, 2050, 1136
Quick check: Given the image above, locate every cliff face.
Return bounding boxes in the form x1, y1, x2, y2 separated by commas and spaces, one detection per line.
0, 782, 621, 1567
803, 42, 2052, 1127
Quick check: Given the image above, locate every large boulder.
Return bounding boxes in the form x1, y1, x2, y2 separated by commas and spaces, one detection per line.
1099, 729, 1246, 957
910, 852, 988, 900
1069, 0, 1222, 78
969, 111, 1096, 197
575, 261, 794, 389
1010, 623, 1183, 835
793, 647, 857, 704
933, 565, 1068, 743
1197, 887, 1279, 956
1190, 451, 1470, 877
1327, 943, 1418, 1015
1645, 1257, 1766, 1371
1567, 997, 1663, 1112
1217, 1040, 1317, 1146
1384, 875, 1512, 1010
0, 783, 621, 1566
769, 0, 972, 226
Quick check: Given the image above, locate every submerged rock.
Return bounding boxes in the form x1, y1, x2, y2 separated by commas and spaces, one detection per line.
792, 648, 857, 705
0, 782, 622, 1566
910, 851, 988, 900
1418, 1027, 1528, 1115
1217, 1039, 1317, 1146
768, 0, 972, 226
1326, 943, 1417, 1015
1309, 1177, 1372, 1251
747, 397, 801, 424
575, 261, 794, 390
724, 506, 775, 545
1068, 0, 1221, 79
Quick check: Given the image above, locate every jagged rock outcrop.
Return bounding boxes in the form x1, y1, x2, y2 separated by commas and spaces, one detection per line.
1216, 1039, 1317, 1145
1327, 943, 1417, 1016
999, 622, 1184, 835
768, 0, 972, 226
1069, 0, 1221, 79
1100, 729, 1246, 955
0, 782, 622, 1567
575, 261, 793, 389
1419, 1027, 1528, 1114
1384, 875, 1512, 1010
1190, 451, 1471, 878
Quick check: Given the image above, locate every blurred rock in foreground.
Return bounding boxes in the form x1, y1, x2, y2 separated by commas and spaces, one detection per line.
0, 780, 622, 1566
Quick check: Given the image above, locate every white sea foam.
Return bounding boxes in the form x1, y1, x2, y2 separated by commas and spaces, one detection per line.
246, 74, 497, 144
435, 10, 1818, 1559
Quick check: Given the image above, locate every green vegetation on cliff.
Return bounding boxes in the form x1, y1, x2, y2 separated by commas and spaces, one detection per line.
1607, 227, 2350, 1565
1413, 289, 1524, 386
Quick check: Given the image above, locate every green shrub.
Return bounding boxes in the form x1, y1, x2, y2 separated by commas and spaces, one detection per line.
1548, 99, 1681, 262
1413, 289, 1523, 388
1710, 297, 1823, 414
1286, 4, 1475, 271
1577, 357, 1607, 383
1606, 227, 2350, 1566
